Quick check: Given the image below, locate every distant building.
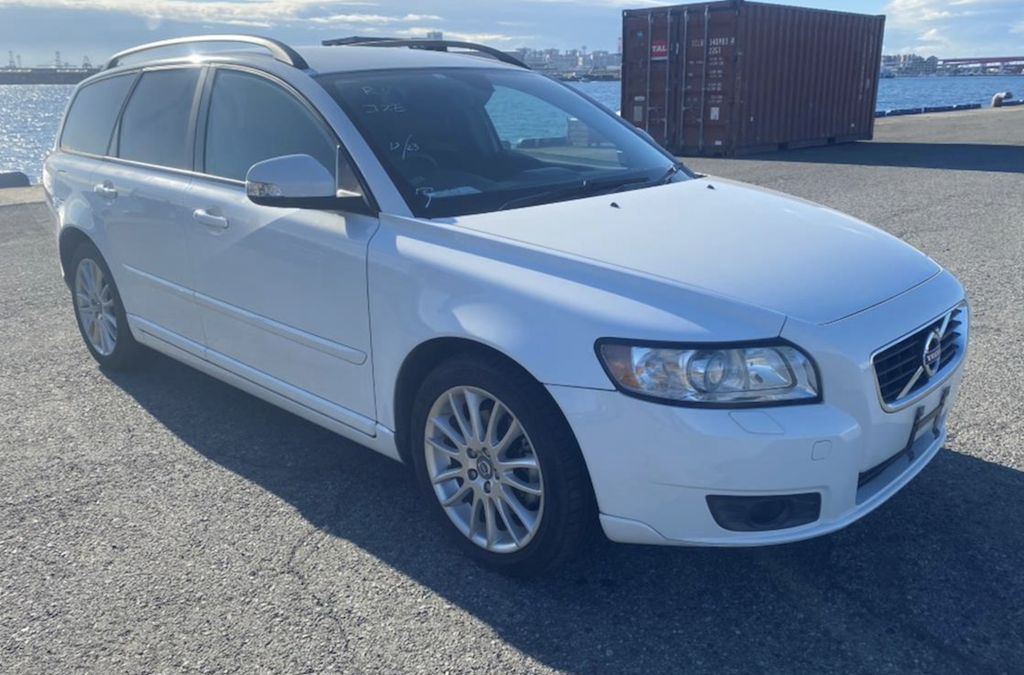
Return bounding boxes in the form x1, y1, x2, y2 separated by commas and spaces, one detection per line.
880, 53, 939, 76
426, 31, 443, 41
590, 50, 619, 69
503, 46, 622, 77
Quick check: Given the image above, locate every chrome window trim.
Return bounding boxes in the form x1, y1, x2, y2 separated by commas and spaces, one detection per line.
61, 150, 243, 185
870, 301, 969, 413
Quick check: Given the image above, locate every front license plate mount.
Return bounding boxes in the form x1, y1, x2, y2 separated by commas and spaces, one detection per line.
904, 386, 950, 461
858, 387, 951, 491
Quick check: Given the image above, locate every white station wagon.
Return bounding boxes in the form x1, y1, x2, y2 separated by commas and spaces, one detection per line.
45, 36, 969, 575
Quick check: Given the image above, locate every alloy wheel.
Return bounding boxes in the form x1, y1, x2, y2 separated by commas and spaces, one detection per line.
424, 386, 545, 553
75, 258, 117, 356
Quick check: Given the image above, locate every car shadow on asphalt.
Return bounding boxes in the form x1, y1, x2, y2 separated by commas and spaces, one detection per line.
104, 353, 1024, 674
731, 142, 1024, 174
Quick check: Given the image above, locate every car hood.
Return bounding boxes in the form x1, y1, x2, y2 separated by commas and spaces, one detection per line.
450, 177, 940, 325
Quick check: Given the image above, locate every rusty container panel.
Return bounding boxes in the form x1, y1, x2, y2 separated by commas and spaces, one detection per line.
621, 0, 885, 155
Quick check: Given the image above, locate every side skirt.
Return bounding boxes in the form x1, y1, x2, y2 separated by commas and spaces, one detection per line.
127, 313, 402, 463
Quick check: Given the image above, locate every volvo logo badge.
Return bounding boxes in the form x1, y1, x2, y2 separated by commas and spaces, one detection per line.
476, 458, 494, 480
922, 329, 942, 377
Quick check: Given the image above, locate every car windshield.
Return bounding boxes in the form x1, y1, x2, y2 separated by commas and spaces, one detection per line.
316, 67, 686, 218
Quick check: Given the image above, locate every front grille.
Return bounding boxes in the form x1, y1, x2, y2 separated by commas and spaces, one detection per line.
873, 305, 965, 406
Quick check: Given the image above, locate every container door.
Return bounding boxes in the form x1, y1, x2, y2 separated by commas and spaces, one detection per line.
678, 6, 739, 155
620, 9, 679, 151
621, 5, 740, 155
621, 12, 657, 141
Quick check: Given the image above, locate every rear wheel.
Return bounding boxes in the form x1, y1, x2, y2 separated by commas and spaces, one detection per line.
411, 353, 595, 576
70, 242, 144, 370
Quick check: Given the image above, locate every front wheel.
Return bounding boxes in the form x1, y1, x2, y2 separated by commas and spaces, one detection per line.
410, 353, 595, 576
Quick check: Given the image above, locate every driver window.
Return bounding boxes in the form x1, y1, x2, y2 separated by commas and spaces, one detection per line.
485, 85, 622, 169
204, 69, 338, 182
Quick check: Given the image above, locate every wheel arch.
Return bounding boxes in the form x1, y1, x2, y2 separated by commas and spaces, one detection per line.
58, 226, 95, 287
392, 337, 575, 467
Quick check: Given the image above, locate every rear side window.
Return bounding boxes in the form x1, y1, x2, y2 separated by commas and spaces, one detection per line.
60, 75, 134, 155
204, 69, 336, 182
117, 68, 201, 170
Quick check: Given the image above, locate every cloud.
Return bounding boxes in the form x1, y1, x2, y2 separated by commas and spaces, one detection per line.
309, 13, 443, 25
3, 0, 1017, 61
883, 0, 1024, 55
523, 0, 667, 6
391, 26, 528, 44
886, 0, 963, 27
0, 0, 414, 27
0, 0, 535, 54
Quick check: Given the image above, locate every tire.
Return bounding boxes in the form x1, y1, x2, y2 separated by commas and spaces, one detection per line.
69, 241, 145, 370
410, 352, 596, 576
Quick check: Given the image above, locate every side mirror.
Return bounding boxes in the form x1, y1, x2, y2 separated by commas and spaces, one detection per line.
246, 153, 369, 212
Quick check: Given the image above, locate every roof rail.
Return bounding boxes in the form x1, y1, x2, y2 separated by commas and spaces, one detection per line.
321, 36, 529, 69
105, 35, 308, 71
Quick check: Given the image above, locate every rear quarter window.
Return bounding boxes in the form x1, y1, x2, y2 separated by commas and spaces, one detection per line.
60, 74, 135, 155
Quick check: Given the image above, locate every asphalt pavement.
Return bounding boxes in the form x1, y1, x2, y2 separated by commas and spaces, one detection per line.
2, 107, 1023, 674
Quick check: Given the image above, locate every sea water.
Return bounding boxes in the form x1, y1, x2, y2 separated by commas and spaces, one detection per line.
2, 76, 1019, 183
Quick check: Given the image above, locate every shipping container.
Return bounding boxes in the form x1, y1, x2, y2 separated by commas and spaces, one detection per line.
621, 1, 885, 155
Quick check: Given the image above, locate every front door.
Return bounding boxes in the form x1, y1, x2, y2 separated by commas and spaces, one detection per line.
184, 66, 378, 433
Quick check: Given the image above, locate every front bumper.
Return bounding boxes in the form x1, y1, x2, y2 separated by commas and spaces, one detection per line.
550, 270, 968, 547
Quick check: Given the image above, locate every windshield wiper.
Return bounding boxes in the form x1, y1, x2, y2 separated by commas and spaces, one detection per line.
498, 181, 607, 211
657, 163, 683, 184
605, 164, 683, 195
498, 165, 682, 211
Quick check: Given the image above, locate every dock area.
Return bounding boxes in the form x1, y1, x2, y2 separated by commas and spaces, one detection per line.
1, 106, 1022, 675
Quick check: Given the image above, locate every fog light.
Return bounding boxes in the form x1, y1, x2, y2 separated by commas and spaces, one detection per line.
748, 498, 788, 526
706, 493, 821, 532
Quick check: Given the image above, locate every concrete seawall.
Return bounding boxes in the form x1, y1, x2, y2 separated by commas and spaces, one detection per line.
0, 186, 44, 207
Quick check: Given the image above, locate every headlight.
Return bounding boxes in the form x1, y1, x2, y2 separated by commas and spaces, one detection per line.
596, 340, 820, 407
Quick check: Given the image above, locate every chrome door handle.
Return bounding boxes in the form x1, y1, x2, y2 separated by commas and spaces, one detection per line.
93, 182, 117, 199
192, 209, 229, 229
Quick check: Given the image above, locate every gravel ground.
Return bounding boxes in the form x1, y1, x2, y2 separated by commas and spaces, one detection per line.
2, 108, 1023, 675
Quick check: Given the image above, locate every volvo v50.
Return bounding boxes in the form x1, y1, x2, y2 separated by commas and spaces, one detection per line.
44, 36, 969, 575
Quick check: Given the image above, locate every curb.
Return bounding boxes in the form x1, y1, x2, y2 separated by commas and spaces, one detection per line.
874, 101, 1024, 117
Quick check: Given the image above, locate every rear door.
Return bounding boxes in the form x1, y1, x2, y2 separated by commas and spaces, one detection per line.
184, 66, 378, 433
98, 66, 206, 353
45, 72, 136, 252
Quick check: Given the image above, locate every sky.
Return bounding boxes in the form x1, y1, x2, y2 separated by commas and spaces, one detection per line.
0, 0, 1021, 68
